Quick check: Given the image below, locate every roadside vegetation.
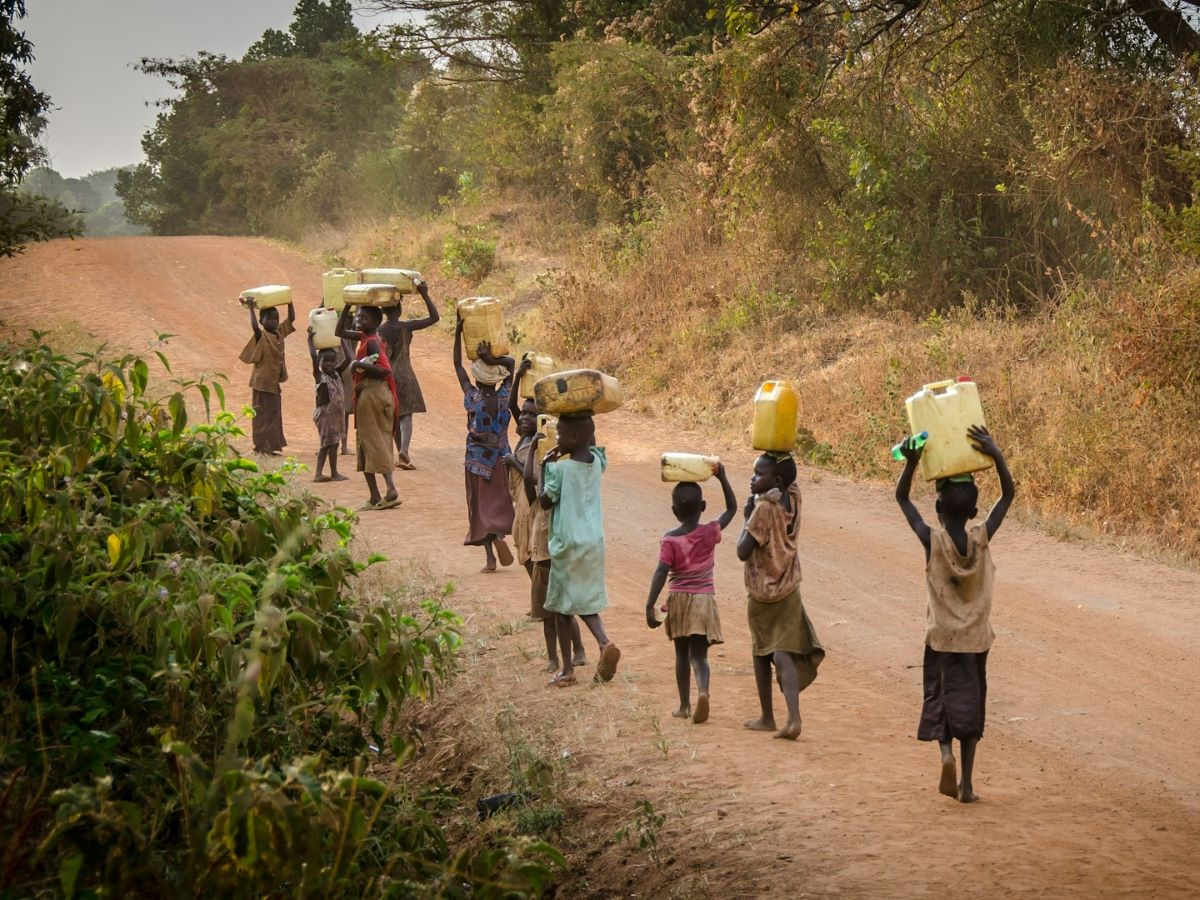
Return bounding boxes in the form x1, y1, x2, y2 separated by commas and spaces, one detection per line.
0, 338, 560, 897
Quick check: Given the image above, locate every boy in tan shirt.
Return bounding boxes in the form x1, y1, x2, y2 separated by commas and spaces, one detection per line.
895, 425, 1015, 803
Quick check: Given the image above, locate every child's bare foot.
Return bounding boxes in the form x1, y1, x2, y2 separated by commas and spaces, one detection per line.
572, 651, 588, 666
314, 474, 331, 483
692, 692, 710, 725
939, 756, 958, 798
331, 473, 349, 482
774, 717, 802, 740
671, 706, 691, 719
480, 563, 498, 574
543, 659, 560, 673
743, 717, 776, 732
958, 784, 978, 803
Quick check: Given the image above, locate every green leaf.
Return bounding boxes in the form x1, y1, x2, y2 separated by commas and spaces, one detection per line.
56, 603, 80, 662
131, 358, 149, 395
169, 392, 187, 436
59, 851, 84, 899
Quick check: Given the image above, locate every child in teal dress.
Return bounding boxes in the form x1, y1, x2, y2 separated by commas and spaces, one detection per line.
537, 412, 620, 687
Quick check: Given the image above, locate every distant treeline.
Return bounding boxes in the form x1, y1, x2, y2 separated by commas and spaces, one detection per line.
21, 166, 148, 237
120, 0, 1200, 310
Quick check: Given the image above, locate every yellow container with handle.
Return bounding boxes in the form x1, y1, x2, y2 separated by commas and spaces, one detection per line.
308, 308, 340, 350
519, 352, 555, 400
457, 297, 510, 360
322, 268, 359, 311
360, 268, 422, 293
751, 380, 799, 452
533, 369, 623, 416
905, 377, 994, 481
239, 285, 292, 310
661, 453, 720, 483
343, 283, 402, 308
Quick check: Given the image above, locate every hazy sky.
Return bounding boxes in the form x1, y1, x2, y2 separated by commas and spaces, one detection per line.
24, 1, 408, 178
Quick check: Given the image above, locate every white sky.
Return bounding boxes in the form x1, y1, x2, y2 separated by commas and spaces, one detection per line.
24, 1, 409, 178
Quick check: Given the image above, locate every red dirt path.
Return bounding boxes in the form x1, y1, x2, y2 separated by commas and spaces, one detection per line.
3, 236, 1198, 897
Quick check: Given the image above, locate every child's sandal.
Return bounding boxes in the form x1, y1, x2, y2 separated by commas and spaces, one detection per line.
548, 672, 577, 688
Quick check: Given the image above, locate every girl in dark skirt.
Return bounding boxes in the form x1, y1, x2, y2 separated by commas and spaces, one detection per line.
238, 301, 296, 455
452, 316, 515, 573
895, 425, 1016, 803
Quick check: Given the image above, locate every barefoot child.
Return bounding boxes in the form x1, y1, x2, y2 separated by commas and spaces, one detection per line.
539, 413, 620, 687
506, 382, 588, 672
307, 328, 350, 483
736, 453, 825, 740
335, 305, 400, 510
239, 301, 296, 455
379, 278, 440, 470
645, 464, 737, 724
453, 319, 516, 572
895, 425, 1015, 803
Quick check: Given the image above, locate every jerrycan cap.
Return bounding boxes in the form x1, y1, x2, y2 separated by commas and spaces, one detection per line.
956, 375, 973, 383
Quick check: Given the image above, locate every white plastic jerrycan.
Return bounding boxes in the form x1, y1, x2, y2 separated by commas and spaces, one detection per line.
905, 377, 994, 482
322, 269, 359, 310
519, 352, 555, 400
239, 285, 292, 309
308, 308, 340, 350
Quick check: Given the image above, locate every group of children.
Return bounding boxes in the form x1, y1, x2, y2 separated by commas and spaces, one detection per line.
241, 283, 1017, 804
239, 279, 440, 509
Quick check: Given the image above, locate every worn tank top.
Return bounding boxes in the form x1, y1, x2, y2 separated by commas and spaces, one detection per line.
925, 523, 995, 653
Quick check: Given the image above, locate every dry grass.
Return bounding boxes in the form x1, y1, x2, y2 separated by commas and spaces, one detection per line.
533, 205, 1200, 562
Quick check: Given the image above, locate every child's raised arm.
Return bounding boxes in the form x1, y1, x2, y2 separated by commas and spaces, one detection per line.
645, 562, 669, 629
714, 463, 737, 530
334, 306, 361, 342
248, 304, 262, 340
452, 317, 472, 394
285, 302, 296, 326
894, 436, 932, 552
968, 425, 1015, 539
509, 356, 531, 422
307, 328, 319, 380
408, 280, 441, 331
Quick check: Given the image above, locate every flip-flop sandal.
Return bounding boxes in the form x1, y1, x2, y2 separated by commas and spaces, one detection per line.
375, 496, 401, 510
548, 672, 577, 688
396, 453, 416, 471
494, 539, 514, 567
594, 643, 621, 683
359, 500, 379, 511
313, 474, 331, 483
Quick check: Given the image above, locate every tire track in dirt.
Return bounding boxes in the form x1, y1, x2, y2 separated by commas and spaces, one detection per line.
3, 237, 1198, 897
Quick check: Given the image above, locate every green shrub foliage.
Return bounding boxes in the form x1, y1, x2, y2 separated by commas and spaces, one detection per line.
0, 339, 560, 897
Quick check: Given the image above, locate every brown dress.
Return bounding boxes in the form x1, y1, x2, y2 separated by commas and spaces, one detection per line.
743, 484, 825, 687
386, 324, 427, 417
239, 321, 294, 453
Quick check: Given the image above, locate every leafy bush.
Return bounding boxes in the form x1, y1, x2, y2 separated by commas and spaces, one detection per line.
0, 339, 560, 897
442, 226, 497, 282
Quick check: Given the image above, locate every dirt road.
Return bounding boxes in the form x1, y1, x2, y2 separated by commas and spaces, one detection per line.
3, 237, 1199, 897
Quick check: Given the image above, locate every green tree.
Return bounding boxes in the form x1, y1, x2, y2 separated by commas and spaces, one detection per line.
0, 0, 78, 255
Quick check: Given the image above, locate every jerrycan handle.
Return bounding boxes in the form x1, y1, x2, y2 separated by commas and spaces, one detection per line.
922, 379, 957, 394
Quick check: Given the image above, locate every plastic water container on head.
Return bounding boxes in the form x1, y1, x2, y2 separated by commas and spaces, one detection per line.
322, 268, 359, 310
308, 308, 340, 350
751, 380, 799, 452
533, 369, 623, 416
536, 415, 558, 463
519, 352, 555, 400
342, 283, 402, 308
660, 453, 720, 483
359, 268, 422, 294
457, 297, 510, 360
905, 377, 994, 482
239, 285, 292, 309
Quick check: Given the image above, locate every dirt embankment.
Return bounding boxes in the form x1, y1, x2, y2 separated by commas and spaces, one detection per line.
3, 236, 1199, 897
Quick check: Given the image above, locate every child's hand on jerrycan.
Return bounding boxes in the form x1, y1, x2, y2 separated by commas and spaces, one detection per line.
967, 424, 1000, 458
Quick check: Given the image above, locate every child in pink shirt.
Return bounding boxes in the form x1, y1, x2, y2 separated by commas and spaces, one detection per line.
646, 464, 736, 724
